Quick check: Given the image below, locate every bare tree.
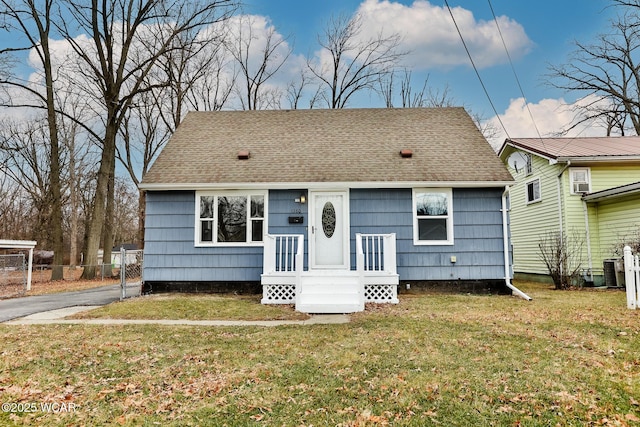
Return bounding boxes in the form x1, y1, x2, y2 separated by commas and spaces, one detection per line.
183, 52, 237, 112
118, 22, 236, 246
0, 118, 58, 246
286, 68, 312, 109
225, 15, 292, 110
380, 69, 459, 109
56, 93, 98, 269
0, 0, 65, 279
117, 91, 170, 246
51, 0, 237, 279
307, 13, 406, 109
152, 22, 234, 131
547, 1, 640, 135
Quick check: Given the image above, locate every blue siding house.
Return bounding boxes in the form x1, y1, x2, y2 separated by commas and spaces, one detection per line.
140, 108, 526, 313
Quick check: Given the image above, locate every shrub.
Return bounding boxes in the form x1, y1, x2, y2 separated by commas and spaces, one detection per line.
538, 229, 585, 289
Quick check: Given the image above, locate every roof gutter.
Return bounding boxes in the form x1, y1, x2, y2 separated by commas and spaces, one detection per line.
138, 180, 515, 191
502, 186, 532, 301
581, 181, 640, 202
556, 155, 640, 163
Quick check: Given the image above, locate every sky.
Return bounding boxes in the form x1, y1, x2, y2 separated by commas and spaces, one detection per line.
0, 0, 619, 149
242, 0, 616, 147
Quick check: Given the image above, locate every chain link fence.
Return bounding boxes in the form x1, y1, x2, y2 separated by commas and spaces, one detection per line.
0, 254, 27, 298
30, 264, 123, 282
0, 249, 143, 299
117, 249, 143, 300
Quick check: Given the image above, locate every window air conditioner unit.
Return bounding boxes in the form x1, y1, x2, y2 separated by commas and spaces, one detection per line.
574, 183, 590, 193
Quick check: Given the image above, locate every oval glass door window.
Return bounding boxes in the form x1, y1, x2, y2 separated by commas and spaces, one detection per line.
322, 202, 336, 238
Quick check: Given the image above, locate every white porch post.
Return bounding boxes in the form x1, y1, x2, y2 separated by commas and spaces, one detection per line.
26, 247, 34, 291
384, 233, 397, 274
294, 234, 304, 308
0, 240, 37, 291
356, 233, 365, 309
624, 246, 637, 309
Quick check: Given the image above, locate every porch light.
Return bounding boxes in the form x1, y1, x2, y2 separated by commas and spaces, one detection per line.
295, 194, 307, 204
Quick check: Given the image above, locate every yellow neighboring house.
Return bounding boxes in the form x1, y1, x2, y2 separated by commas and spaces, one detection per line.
499, 137, 640, 286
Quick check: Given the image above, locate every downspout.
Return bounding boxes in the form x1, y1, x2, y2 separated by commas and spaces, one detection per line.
557, 161, 571, 280
502, 186, 532, 300
582, 200, 594, 282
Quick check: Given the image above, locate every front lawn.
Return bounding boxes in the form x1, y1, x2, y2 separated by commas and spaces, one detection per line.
70, 293, 310, 321
1, 281, 638, 426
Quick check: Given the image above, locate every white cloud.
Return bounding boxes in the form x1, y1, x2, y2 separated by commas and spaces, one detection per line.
486, 95, 613, 149
355, 0, 533, 70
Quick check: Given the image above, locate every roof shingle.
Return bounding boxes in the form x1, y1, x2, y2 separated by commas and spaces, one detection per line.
141, 108, 513, 187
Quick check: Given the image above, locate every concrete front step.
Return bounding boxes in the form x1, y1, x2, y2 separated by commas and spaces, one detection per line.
296, 302, 362, 314
296, 279, 363, 313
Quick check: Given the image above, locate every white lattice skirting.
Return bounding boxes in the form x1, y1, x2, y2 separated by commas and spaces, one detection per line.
365, 284, 398, 303
261, 284, 296, 304
262, 283, 398, 304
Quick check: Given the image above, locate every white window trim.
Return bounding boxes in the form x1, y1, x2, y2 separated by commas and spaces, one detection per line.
525, 177, 541, 204
569, 167, 591, 195
525, 153, 533, 176
412, 188, 454, 246
195, 190, 267, 247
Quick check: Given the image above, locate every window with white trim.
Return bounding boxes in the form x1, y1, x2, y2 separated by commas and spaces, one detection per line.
196, 191, 266, 245
570, 168, 591, 194
526, 178, 541, 204
413, 188, 453, 245
525, 153, 533, 175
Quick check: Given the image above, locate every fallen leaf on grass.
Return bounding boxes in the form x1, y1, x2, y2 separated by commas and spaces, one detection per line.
626, 413, 640, 422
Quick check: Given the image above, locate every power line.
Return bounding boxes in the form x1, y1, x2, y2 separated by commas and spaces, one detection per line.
443, 0, 510, 139
487, 0, 547, 151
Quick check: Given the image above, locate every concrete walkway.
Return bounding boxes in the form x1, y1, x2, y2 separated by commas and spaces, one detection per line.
3, 306, 351, 326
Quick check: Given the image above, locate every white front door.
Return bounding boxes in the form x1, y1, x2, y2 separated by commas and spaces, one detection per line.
310, 191, 349, 269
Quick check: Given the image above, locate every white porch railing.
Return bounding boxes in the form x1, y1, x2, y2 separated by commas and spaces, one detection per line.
356, 233, 397, 274
261, 234, 304, 304
356, 233, 398, 303
623, 246, 640, 309
261, 233, 398, 307
263, 234, 304, 274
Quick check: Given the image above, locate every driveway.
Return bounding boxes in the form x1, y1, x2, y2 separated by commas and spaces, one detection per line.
0, 283, 141, 323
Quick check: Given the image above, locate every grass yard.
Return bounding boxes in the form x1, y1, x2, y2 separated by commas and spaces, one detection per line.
69, 293, 311, 321
1, 281, 639, 426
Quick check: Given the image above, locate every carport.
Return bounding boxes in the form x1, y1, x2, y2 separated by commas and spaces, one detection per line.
0, 240, 37, 290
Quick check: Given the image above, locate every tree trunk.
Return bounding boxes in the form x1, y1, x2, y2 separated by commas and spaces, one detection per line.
138, 189, 146, 248
69, 132, 78, 270
81, 121, 117, 279
40, 23, 64, 281
102, 170, 115, 278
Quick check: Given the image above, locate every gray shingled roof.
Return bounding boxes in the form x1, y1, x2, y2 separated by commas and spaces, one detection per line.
140, 108, 513, 188
502, 137, 640, 159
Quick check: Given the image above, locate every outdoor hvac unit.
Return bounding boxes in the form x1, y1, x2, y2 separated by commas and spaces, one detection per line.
603, 259, 624, 287
603, 259, 616, 287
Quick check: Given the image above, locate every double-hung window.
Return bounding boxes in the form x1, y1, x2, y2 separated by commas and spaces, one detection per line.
196, 191, 266, 246
413, 188, 453, 245
525, 154, 533, 175
526, 178, 541, 204
570, 168, 590, 194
